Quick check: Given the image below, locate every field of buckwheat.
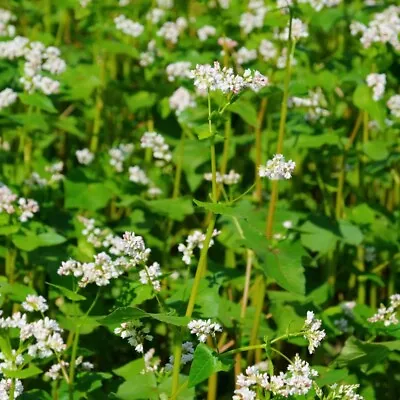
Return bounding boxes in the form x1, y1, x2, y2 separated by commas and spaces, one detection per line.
0, 0, 399, 399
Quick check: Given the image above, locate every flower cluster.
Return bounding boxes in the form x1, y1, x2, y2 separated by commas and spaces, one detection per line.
276, 18, 309, 41
258, 154, 296, 180
0, 8, 16, 37
197, 25, 216, 41
368, 294, 400, 326
165, 341, 194, 371
204, 169, 241, 185
259, 39, 277, 62
0, 88, 17, 111
166, 61, 192, 82
350, 6, 400, 50
58, 230, 160, 290
0, 39, 66, 94
328, 384, 364, 400
169, 87, 196, 114
239, 0, 267, 35
234, 47, 257, 65
114, 321, 153, 353
366, 73, 386, 101
114, 15, 144, 38
109, 143, 134, 172
0, 378, 23, 399
178, 229, 220, 265
188, 319, 222, 343
139, 40, 157, 67
45, 356, 93, 381
22, 295, 48, 313
233, 354, 318, 399
129, 166, 149, 185
289, 87, 330, 121
0, 184, 39, 222
0, 137, 10, 151
139, 262, 162, 292
140, 131, 172, 165
76, 148, 94, 165
157, 17, 187, 44
303, 311, 326, 354
190, 61, 268, 94
387, 95, 400, 118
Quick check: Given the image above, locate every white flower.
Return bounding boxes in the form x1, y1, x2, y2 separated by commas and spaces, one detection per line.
204, 170, 240, 185
18, 198, 39, 222
0, 378, 23, 399
146, 8, 165, 24
0, 9, 16, 37
109, 143, 134, 172
387, 95, 400, 118
76, 148, 94, 165
350, 6, 400, 50
122, 231, 151, 265
129, 165, 149, 185
197, 25, 216, 41
157, 18, 187, 44
45, 161, 64, 184
140, 131, 172, 164
139, 262, 162, 292
0, 185, 17, 214
114, 15, 144, 38
239, 0, 267, 35
368, 294, 400, 326
235, 47, 257, 65
169, 87, 195, 114
22, 295, 48, 313
114, 321, 153, 353
289, 87, 330, 121
188, 319, 222, 343
178, 229, 220, 265
277, 18, 309, 41
166, 61, 192, 81
303, 311, 326, 354
45, 360, 68, 380
259, 40, 277, 61
165, 341, 194, 371
366, 73, 386, 101
190, 61, 268, 94
258, 154, 295, 180
147, 186, 162, 198
282, 220, 293, 229
329, 384, 364, 400
0, 88, 17, 110
157, 0, 173, 9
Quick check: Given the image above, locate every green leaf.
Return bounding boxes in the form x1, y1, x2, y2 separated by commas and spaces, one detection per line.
20, 390, 52, 400
100, 306, 189, 326
353, 84, 385, 126
228, 99, 258, 127
263, 241, 306, 295
338, 220, 363, 246
36, 232, 67, 247
0, 282, 36, 302
64, 180, 114, 211
4, 364, 42, 379
19, 93, 57, 113
335, 337, 397, 371
300, 218, 340, 253
145, 198, 194, 221
47, 283, 87, 301
188, 344, 231, 387
125, 91, 157, 113
12, 233, 41, 252
363, 141, 389, 161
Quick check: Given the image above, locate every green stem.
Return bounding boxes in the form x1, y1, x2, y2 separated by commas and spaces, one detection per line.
8, 378, 15, 400
68, 291, 100, 399
255, 99, 268, 203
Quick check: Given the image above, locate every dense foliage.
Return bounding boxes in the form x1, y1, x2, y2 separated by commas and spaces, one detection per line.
0, 0, 399, 399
